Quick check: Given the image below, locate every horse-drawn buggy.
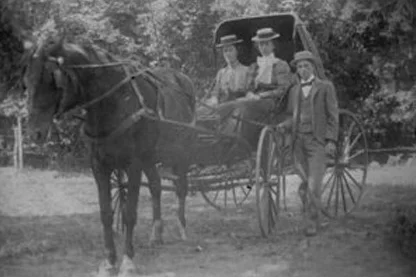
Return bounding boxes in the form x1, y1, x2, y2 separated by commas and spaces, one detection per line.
112, 12, 369, 237
23, 12, 369, 276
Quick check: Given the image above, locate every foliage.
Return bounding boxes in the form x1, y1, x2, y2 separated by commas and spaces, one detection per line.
360, 89, 416, 148
1, 0, 416, 169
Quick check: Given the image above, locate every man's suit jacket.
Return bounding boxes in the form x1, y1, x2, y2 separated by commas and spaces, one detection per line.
281, 77, 339, 144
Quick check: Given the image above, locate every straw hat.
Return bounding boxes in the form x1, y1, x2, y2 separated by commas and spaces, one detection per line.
290, 50, 317, 67
216, 34, 243, 48
251, 28, 280, 42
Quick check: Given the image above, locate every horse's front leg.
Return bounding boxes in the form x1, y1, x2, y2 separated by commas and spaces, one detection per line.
142, 162, 163, 246
91, 159, 117, 277
173, 165, 189, 241
118, 160, 142, 277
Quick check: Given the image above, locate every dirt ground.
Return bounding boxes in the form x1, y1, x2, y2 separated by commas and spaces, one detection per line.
0, 165, 415, 277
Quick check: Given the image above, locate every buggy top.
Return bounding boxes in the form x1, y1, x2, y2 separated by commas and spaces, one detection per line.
213, 13, 326, 80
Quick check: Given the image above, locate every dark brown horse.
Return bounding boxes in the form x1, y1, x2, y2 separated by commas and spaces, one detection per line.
22, 37, 195, 277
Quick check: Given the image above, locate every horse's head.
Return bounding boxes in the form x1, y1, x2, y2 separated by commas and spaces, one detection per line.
23, 36, 86, 143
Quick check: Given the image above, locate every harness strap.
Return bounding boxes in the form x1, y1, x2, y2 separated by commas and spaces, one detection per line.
78, 69, 148, 111
122, 65, 155, 115
82, 108, 148, 144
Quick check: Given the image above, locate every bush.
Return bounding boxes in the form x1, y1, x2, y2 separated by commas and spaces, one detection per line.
359, 89, 416, 148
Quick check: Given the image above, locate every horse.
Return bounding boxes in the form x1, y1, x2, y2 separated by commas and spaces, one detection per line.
22, 36, 196, 277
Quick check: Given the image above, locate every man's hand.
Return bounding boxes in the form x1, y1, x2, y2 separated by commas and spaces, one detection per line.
325, 141, 336, 156
246, 91, 260, 100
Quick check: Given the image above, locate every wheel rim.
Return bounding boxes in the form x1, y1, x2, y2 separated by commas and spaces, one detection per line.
255, 127, 285, 237
321, 110, 368, 218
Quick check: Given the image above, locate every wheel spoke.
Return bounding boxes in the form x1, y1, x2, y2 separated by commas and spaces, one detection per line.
224, 185, 228, 208
340, 170, 356, 205
339, 172, 348, 213
334, 174, 339, 216
269, 193, 277, 228
322, 170, 335, 193
232, 184, 238, 206
241, 185, 250, 197
269, 185, 279, 198
348, 132, 362, 153
212, 189, 220, 204
325, 172, 337, 210
348, 149, 365, 161
344, 168, 363, 190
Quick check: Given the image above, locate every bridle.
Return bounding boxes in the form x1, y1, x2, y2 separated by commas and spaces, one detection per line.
46, 56, 161, 143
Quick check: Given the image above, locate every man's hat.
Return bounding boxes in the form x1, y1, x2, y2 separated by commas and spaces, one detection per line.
251, 28, 280, 42
216, 34, 243, 48
290, 50, 317, 67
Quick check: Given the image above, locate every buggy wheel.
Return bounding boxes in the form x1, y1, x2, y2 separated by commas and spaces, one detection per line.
321, 109, 369, 218
198, 159, 254, 210
111, 169, 128, 232
255, 126, 288, 237
190, 137, 254, 210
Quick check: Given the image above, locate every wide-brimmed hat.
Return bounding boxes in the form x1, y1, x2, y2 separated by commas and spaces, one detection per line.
216, 34, 243, 48
251, 28, 280, 42
290, 50, 317, 67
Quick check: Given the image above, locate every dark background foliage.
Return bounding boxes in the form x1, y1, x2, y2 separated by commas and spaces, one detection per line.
1, 0, 416, 169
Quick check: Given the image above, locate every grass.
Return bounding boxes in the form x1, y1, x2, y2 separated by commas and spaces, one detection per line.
1, 165, 416, 276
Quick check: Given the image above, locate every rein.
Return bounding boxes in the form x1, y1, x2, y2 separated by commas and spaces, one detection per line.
66, 61, 132, 69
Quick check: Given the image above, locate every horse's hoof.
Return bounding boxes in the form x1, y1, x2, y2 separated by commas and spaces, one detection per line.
149, 220, 164, 247
117, 255, 138, 277
96, 259, 117, 277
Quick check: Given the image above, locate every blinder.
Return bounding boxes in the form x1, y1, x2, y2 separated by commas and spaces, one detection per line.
47, 56, 66, 90
47, 56, 69, 118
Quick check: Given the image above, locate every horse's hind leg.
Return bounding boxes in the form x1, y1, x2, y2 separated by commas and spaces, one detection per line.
142, 163, 163, 246
118, 161, 142, 277
173, 165, 189, 241
91, 159, 117, 277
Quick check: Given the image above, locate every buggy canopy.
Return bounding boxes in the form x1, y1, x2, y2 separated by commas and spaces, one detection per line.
213, 13, 326, 79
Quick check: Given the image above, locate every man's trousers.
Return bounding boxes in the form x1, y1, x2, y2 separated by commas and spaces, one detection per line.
293, 132, 327, 223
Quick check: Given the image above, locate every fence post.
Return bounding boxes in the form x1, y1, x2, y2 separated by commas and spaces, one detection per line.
13, 126, 18, 169
17, 116, 23, 169
12, 116, 24, 170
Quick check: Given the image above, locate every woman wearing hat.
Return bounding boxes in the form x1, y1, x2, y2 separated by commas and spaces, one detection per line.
207, 34, 251, 105
279, 50, 339, 236
248, 27, 292, 98
210, 28, 292, 148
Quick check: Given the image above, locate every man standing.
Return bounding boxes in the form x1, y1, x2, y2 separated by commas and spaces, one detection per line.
279, 50, 339, 236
